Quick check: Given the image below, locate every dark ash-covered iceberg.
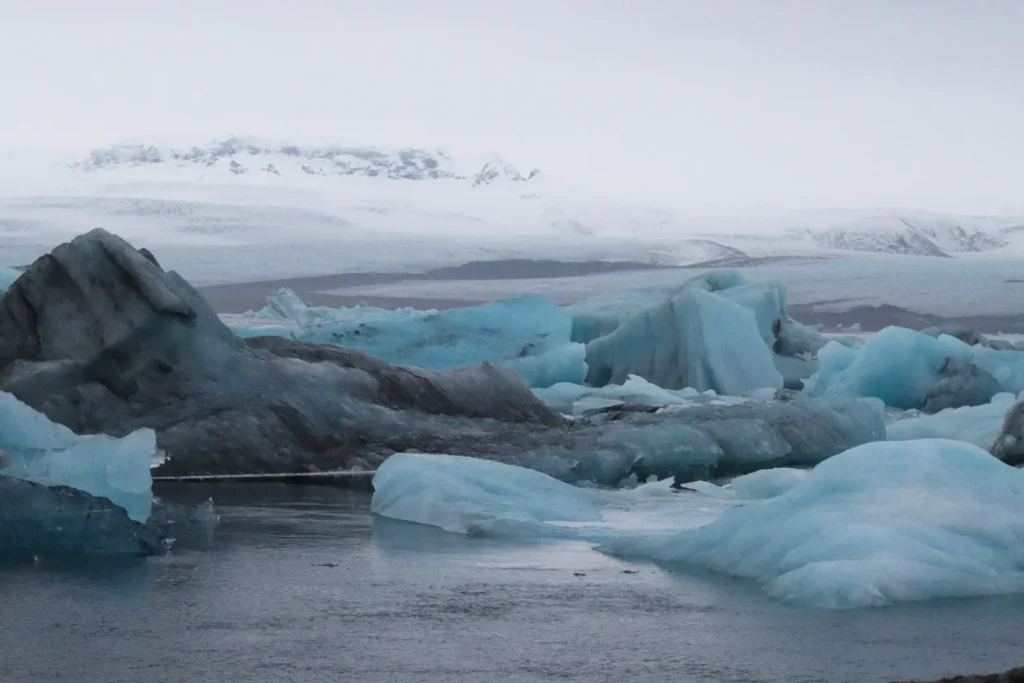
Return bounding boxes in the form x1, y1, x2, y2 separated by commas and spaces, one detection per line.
0, 229, 884, 485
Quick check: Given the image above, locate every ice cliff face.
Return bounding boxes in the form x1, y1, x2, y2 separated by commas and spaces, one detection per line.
71, 138, 538, 186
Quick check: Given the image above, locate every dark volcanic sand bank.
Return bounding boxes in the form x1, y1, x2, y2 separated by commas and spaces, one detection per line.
198, 259, 668, 313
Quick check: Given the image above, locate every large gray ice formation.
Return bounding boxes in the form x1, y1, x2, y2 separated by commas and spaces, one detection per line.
0, 230, 884, 484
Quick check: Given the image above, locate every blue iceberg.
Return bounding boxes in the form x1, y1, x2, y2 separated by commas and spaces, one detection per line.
375, 440, 1024, 608
0, 392, 156, 523
371, 452, 733, 539
807, 326, 1024, 411
585, 287, 784, 394
579, 270, 825, 393
0, 391, 167, 556
601, 439, 1024, 608
371, 452, 603, 536
231, 290, 585, 388
232, 269, 826, 396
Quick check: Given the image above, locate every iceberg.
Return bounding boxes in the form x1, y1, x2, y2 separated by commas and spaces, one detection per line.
887, 393, 1015, 450
585, 287, 784, 394
371, 452, 602, 536
231, 291, 584, 388
0, 230, 880, 486
580, 270, 827, 393
601, 439, 1024, 608
807, 326, 1024, 411
567, 288, 673, 344
371, 452, 734, 539
0, 392, 156, 523
620, 395, 884, 484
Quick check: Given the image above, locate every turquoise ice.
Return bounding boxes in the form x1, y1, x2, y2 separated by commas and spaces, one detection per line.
601, 439, 1024, 608
0, 392, 156, 523
232, 290, 585, 388
807, 326, 1024, 410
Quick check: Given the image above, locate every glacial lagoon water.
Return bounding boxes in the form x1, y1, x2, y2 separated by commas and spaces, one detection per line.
2, 483, 1022, 683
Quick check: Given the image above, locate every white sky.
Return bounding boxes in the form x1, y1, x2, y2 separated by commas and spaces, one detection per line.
1, 0, 1022, 213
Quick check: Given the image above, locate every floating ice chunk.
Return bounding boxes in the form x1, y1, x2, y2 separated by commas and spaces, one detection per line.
371, 452, 735, 540
808, 326, 1024, 411
371, 453, 602, 535
887, 393, 1015, 449
533, 375, 699, 415
232, 291, 581, 388
601, 439, 1024, 608
569, 271, 823, 391
585, 287, 783, 394
0, 392, 156, 522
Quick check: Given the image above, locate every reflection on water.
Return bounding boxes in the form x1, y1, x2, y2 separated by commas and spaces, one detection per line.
1, 483, 1021, 683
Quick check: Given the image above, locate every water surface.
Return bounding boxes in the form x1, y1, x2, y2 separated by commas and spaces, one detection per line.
1, 484, 1020, 683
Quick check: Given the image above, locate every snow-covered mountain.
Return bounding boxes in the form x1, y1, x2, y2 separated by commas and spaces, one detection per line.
1, 136, 1023, 285
805, 214, 1011, 257
70, 137, 541, 186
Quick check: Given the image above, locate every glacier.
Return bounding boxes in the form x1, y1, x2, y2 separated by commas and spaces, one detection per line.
231, 290, 585, 388
806, 326, 1024, 411
601, 439, 1024, 608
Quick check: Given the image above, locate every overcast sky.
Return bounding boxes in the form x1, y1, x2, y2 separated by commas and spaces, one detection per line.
2, 0, 1022, 212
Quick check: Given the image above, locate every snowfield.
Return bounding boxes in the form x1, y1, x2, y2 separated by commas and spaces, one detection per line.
1, 137, 1023, 311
